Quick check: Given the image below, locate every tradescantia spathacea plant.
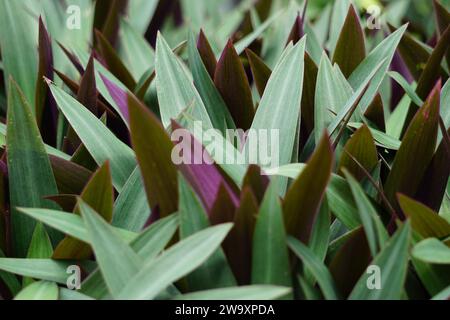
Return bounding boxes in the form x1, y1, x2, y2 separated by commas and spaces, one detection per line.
0, 0, 449, 301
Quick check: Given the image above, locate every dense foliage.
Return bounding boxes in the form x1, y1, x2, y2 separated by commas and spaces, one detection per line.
0, 0, 449, 300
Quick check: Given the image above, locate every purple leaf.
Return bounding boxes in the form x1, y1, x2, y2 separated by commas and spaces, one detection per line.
171, 120, 240, 213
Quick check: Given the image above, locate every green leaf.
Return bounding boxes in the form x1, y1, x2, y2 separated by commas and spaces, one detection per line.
0, 259, 83, 284
179, 175, 236, 290
306, 197, 331, 282
348, 25, 408, 114
6, 78, 60, 257
349, 222, 411, 300
128, 93, 179, 217
248, 37, 306, 193
112, 167, 150, 232
127, 0, 158, 34
0, 0, 38, 109
315, 53, 352, 144
14, 281, 58, 300
344, 170, 388, 257
388, 71, 423, 106
156, 33, 212, 129
24, 223, 54, 287
332, 4, 366, 78
59, 288, 94, 301
49, 82, 136, 191
79, 200, 141, 298
0, 248, 21, 295
327, 58, 387, 137
118, 18, 155, 81
413, 238, 450, 264
288, 236, 340, 300
398, 194, 450, 239
432, 285, 450, 300
252, 182, 291, 288
187, 31, 235, 134
80, 214, 179, 299
234, 10, 281, 55
283, 133, 333, 244
347, 122, 401, 150
117, 224, 233, 300
174, 285, 291, 300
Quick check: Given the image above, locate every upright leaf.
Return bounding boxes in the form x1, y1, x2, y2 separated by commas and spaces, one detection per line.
35, 17, 57, 147
49, 82, 136, 191
348, 25, 407, 114
245, 48, 272, 97
156, 33, 212, 129
112, 167, 150, 232
128, 94, 178, 217
349, 222, 411, 300
248, 38, 306, 193
385, 82, 441, 210
214, 40, 255, 130
179, 176, 236, 290
338, 125, 378, 181
329, 228, 371, 298
283, 133, 333, 244
0, 0, 38, 109
188, 31, 235, 134
252, 182, 291, 288
344, 170, 389, 257
6, 78, 60, 257
332, 5, 366, 78
288, 237, 340, 300
95, 30, 137, 91
197, 30, 217, 79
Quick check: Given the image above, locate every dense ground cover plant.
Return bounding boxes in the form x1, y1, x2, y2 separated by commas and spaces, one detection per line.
0, 0, 449, 300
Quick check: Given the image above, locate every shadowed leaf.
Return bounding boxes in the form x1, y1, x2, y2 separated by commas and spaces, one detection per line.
338, 125, 378, 181
35, 17, 57, 147
188, 31, 236, 134
129, 94, 178, 217
53, 162, 114, 260
330, 228, 371, 298
349, 222, 411, 300
197, 30, 217, 79
332, 5, 366, 78
95, 29, 136, 91
246, 48, 272, 97
385, 82, 441, 212
214, 40, 255, 130
224, 188, 258, 285
283, 133, 333, 244
398, 194, 450, 239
